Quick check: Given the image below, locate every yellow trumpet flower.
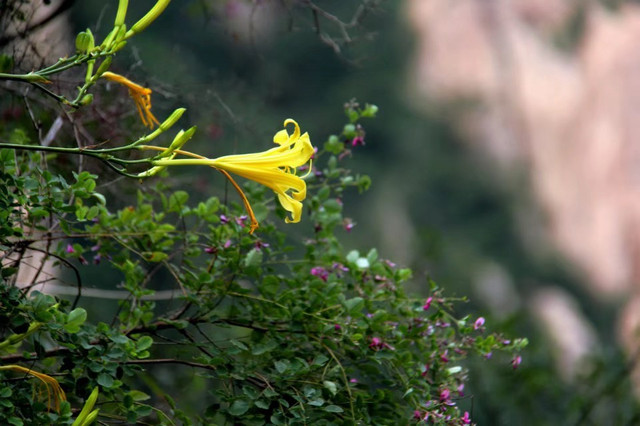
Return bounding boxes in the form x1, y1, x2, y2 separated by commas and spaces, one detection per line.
146, 119, 314, 233
0, 365, 67, 412
102, 71, 160, 128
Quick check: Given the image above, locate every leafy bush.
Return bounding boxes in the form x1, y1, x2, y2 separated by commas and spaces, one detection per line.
0, 1, 523, 424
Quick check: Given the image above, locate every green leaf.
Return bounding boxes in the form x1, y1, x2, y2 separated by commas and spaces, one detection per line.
243, 248, 263, 268
230, 339, 248, 351
323, 380, 338, 396
274, 360, 289, 374
343, 297, 364, 315
254, 399, 269, 409
7, 417, 23, 426
64, 308, 87, 333
136, 336, 153, 351
168, 191, 189, 213
228, 399, 250, 416
323, 405, 344, 413
97, 373, 114, 388
251, 340, 278, 356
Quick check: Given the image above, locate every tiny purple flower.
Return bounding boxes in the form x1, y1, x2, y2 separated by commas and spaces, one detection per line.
343, 218, 355, 232
413, 410, 422, 420
224, 239, 232, 249
254, 240, 269, 251
421, 364, 429, 377
93, 253, 101, 265
423, 297, 433, 311
235, 215, 248, 226
334, 324, 342, 331
310, 266, 329, 282
457, 383, 465, 396
349, 378, 358, 383
65, 244, 75, 254
439, 388, 450, 403
220, 214, 229, 224
369, 337, 382, 350
474, 317, 485, 330
512, 355, 522, 369
351, 136, 365, 147
461, 411, 471, 424
205, 246, 217, 254
331, 262, 349, 273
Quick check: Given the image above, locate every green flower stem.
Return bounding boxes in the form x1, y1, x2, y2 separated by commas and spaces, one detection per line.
0, 72, 49, 83
0, 322, 42, 351
0, 142, 153, 178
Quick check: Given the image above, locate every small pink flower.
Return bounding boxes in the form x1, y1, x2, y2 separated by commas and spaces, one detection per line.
421, 364, 429, 377
223, 239, 232, 249
439, 388, 450, 403
512, 355, 522, 369
65, 244, 75, 254
457, 383, 465, 396
351, 136, 365, 147
343, 219, 356, 232
413, 410, 422, 420
349, 378, 358, 383
310, 266, 329, 282
235, 215, 248, 226
334, 324, 342, 331
205, 246, 217, 254
461, 411, 471, 424
254, 240, 269, 250
331, 262, 349, 273
219, 214, 229, 224
423, 297, 433, 311
474, 317, 485, 330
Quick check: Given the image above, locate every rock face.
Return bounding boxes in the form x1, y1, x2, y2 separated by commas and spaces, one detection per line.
406, 0, 640, 377
2, 0, 73, 69
407, 0, 640, 297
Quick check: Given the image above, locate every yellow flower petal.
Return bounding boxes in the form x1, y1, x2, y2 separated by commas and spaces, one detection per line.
210, 119, 313, 223
0, 365, 67, 412
102, 71, 160, 128
149, 119, 314, 226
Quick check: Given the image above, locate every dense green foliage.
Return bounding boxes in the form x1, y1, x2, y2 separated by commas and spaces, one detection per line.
0, 96, 524, 424
0, 1, 547, 425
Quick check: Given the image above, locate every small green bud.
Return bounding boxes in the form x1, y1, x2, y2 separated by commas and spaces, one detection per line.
114, 0, 129, 27
82, 409, 99, 425
75, 30, 95, 53
94, 56, 112, 79
343, 124, 356, 138
142, 108, 187, 143
80, 94, 93, 106
361, 104, 379, 118
126, 0, 171, 38
111, 40, 128, 53
167, 126, 197, 152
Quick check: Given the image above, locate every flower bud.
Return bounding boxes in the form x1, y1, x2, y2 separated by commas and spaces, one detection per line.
75, 29, 95, 53
80, 94, 93, 106
126, 0, 171, 38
